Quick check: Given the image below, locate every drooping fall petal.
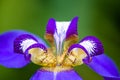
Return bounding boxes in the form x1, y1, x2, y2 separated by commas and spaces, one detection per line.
68, 36, 104, 64
87, 54, 120, 80
30, 69, 82, 80
0, 30, 47, 68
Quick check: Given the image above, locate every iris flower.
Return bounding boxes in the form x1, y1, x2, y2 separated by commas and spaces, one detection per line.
0, 17, 120, 80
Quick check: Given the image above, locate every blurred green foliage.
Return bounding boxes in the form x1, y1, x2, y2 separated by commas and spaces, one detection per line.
0, 0, 120, 80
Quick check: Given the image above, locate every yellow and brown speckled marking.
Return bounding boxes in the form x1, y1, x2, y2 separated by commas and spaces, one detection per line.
28, 34, 87, 72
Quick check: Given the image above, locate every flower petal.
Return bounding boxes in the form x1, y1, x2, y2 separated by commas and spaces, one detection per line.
14, 34, 47, 60
0, 30, 47, 68
104, 77, 120, 80
46, 18, 56, 35
66, 16, 78, 38
79, 36, 104, 57
68, 36, 104, 64
30, 69, 54, 80
56, 69, 82, 80
86, 54, 120, 79
30, 69, 82, 80
14, 34, 38, 54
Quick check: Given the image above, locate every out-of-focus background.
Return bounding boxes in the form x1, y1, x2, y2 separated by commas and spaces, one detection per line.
0, 0, 120, 80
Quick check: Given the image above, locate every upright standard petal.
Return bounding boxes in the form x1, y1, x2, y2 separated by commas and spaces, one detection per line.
45, 17, 78, 38
30, 69, 82, 80
86, 54, 120, 80
46, 18, 56, 35
66, 16, 78, 38
0, 30, 47, 68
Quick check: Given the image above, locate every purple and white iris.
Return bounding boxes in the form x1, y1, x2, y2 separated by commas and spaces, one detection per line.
0, 17, 120, 80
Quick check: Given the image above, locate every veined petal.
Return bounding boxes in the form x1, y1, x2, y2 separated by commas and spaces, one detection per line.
0, 30, 47, 68
45, 16, 78, 39
53, 16, 78, 45
14, 34, 47, 60
86, 54, 120, 80
79, 36, 104, 57
30, 69, 82, 80
53, 21, 71, 55
14, 34, 38, 54
14, 34, 49, 66
26, 43, 47, 53
68, 36, 104, 64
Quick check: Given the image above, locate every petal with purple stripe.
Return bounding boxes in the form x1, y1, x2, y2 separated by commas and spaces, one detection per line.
79, 36, 104, 57
26, 43, 47, 53
14, 34, 47, 61
30, 69, 82, 80
56, 69, 82, 80
86, 54, 120, 80
45, 17, 79, 47
25, 43, 47, 63
30, 69, 54, 80
14, 34, 38, 54
0, 30, 47, 68
68, 36, 104, 64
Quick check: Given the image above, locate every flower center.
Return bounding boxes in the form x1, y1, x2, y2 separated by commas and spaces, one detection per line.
28, 21, 87, 72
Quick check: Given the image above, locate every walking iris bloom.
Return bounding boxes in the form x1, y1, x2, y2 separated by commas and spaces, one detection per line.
0, 17, 120, 80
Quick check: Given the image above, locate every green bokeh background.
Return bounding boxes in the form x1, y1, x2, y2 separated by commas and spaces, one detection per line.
0, 0, 120, 80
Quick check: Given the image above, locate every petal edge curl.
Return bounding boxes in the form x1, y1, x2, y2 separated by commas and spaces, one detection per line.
0, 30, 47, 68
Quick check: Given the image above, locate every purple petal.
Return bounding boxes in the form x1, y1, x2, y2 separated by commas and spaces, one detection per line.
14, 34, 38, 54
46, 18, 56, 34
14, 34, 47, 61
24, 43, 47, 60
68, 44, 88, 54
66, 16, 78, 38
68, 43, 91, 63
26, 43, 47, 53
56, 69, 82, 80
0, 50, 29, 68
30, 69, 54, 80
79, 36, 104, 57
104, 77, 120, 80
30, 69, 82, 80
86, 54, 120, 79
0, 30, 47, 68
68, 36, 104, 64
